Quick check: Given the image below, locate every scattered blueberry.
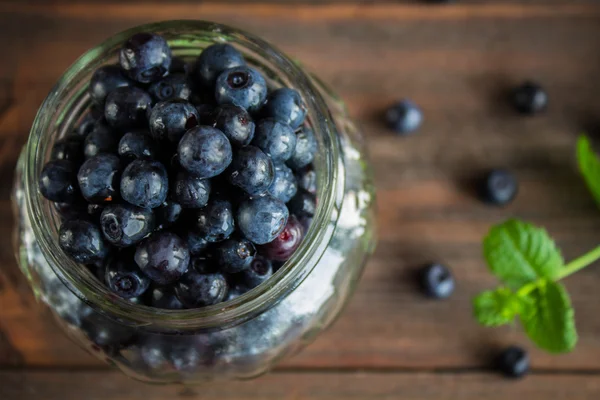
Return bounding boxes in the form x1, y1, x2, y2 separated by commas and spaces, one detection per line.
260, 215, 304, 262
194, 43, 245, 87
262, 87, 307, 129
59, 219, 109, 264
193, 198, 235, 242
287, 188, 316, 218
215, 66, 267, 112
237, 195, 289, 245
286, 127, 317, 170
497, 346, 529, 378
268, 163, 298, 203
100, 204, 155, 247
105, 251, 151, 298
89, 65, 132, 105
148, 73, 192, 102
51, 137, 83, 164
385, 100, 423, 135
175, 269, 228, 307
171, 169, 211, 208
178, 126, 232, 178
210, 104, 255, 147
420, 263, 455, 299
155, 199, 182, 229
480, 169, 518, 206
227, 146, 274, 196
118, 131, 158, 161
119, 32, 171, 84
84, 121, 120, 158
253, 118, 297, 163
120, 158, 169, 208
150, 286, 185, 309
134, 231, 190, 284
215, 237, 256, 273
104, 86, 152, 130
39, 160, 80, 203
238, 255, 273, 289
77, 154, 121, 203
148, 100, 199, 143
511, 81, 547, 115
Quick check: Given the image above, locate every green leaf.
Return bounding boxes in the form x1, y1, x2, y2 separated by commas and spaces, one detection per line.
519, 281, 577, 353
577, 135, 600, 207
483, 219, 564, 289
473, 288, 521, 327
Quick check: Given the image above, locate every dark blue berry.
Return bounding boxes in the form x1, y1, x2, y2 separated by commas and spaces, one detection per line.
287, 189, 316, 218
148, 100, 199, 143
148, 73, 192, 103
268, 163, 298, 203
150, 286, 184, 309
155, 199, 182, 229
481, 169, 518, 206
194, 198, 234, 242
262, 88, 307, 129
183, 230, 210, 256
215, 237, 256, 273
210, 104, 255, 147
497, 346, 529, 378
100, 204, 155, 247
195, 43, 245, 87
83, 121, 120, 158
420, 263, 455, 299
227, 146, 274, 196
237, 195, 289, 245
172, 169, 211, 208
77, 154, 121, 203
51, 138, 83, 164
39, 160, 80, 203
386, 100, 423, 134
260, 215, 304, 261
296, 166, 317, 195
89, 65, 132, 105
119, 32, 171, 84
59, 219, 109, 264
120, 158, 168, 209
53, 200, 86, 220
175, 269, 228, 308
287, 127, 317, 170
134, 231, 190, 284
71, 111, 97, 139
215, 66, 267, 112
177, 126, 232, 179
253, 118, 297, 163
118, 131, 158, 161
105, 251, 151, 298
512, 81, 547, 115
238, 255, 273, 289
104, 86, 152, 130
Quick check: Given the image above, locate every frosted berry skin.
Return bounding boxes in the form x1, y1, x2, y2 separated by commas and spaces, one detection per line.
89, 65, 132, 105
105, 251, 151, 299
175, 269, 228, 308
119, 33, 172, 84
237, 195, 289, 245
59, 219, 109, 264
77, 154, 122, 204
253, 118, 297, 163
214, 66, 267, 113
104, 87, 152, 131
134, 231, 190, 285
177, 126, 233, 179
227, 146, 274, 196
171, 170, 211, 209
148, 100, 199, 143
39, 160, 80, 203
120, 159, 169, 209
210, 104, 255, 147
100, 204, 155, 248
194, 43, 246, 87
262, 88, 307, 129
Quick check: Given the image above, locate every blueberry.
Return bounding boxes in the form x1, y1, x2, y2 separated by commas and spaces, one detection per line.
104, 86, 152, 130
227, 146, 274, 196
119, 32, 171, 84
87, 203, 105, 221
134, 231, 190, 284
148, 73, 192, 103
175, 269, 228, 308
268, 163, 298, 203
155, 199, 182, 229
150, 286, 184, 309
105, 251, 151, 299
215, 66, 267, 112
100, 204, 155, 247
420, 263, 455, 299
190, 257, 217, 274
177, 126, 232, 178
385, 100, 423, 135
287, 188, 316, 218
84, 121, 120, 158
148, 100, 199, 143
512, 81, 547, 115
169, 57, 191, 75
238, 255, 273, 289
210, 104, 255, 147
262, 88, 307, 129
194, 198, 235, 242
237, 195, 289, 245
51, 138, 83, 164
77, 154, 121, 203
39, 160, 79, 203
89, 65, 132, 105
215, 237, 256, 273
53, 200, 86, 220
59, 219, 109, 264
286, 127, 317, 170
118, 131, 158, 161
71, 111, 98, 140
497, 346, 529, 378
253, 118, 297, 163
183, 230, 210, 256
120, 158, 168, 209
171, 169, 211, 208
259, 215, 304, 261
194, 43, 245, 87
480, 169, 518, 206
296, 166, 317, 195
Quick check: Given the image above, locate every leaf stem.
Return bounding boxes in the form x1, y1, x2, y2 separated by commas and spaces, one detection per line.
556, 245, 600, 280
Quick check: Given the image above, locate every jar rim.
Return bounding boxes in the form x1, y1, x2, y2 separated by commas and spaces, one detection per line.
24, 20, 341, 330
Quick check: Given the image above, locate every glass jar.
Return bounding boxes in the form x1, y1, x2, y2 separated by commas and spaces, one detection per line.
12, 20, 376, 383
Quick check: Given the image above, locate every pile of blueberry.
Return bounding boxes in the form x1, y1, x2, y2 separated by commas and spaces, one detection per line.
38, 32, 318, 309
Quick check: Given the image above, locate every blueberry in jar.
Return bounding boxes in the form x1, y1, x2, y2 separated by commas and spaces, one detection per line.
59, 219, 109, 264
175, 269, 228, 308
183, 230, 210, 256
105, 251, 151, 299
39, 160, 80, 203
104, 86, 152, 131
118, 131, 158, 161
215, 66, 267, 112
148, 100, 199, 143
194, 43, 245, 87
287, 188, 316, 218
148, 73, 192, 102
119, 32, 172, 84
100, 204, 155, 247
215, 237, 256, 273
287, 127, 317, 170
155, 199, 182, 230
51, 137, 84, 165
77, 154, 121, 203
262, 87, 307, 129
89, 65, 132, 105
210, 104, 255, 147
72, 111, 98, 140
193, 197, 235, 242
268, 163, 298, 203
260, 215, 304, 262
296, 166, 317, 195
177, 126, 232, 179
83, 121, 120, 158
237, 195, 289, 245
120, 158, 169, 209
238, 255, 273, 289
253, 118, 297, 163
134, 231, 190, 284
150, 286, 185, 310
227, 145, 274, 196
171, 169, 211, 209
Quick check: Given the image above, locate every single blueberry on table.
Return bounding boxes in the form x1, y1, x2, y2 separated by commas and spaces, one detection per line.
39, 160, 80, 203
262, 87, 307, 129
105, 251, 151, 299
148, 73, 192, 103
175, 269, 228, 308
253, 118, 297, 163
150, 286, 185, 310
59, 219, 109, 264
134, 231, 190, 284
287, 188, 316, 218
155, 199, 182, 230
497, 346, 529, 378
237, 195, 289, 245
227, 145, 274, 196
171, 169, 211, 208
148, 100, 199, 143
177, 126, 232, 179
194, 43, 246, 87
480, 169, 518, 206
210, 104, 255, 147
104, 86, 152, 131
51, 137, 84, 165
120, 158, 169, 209
77, 154, 121, 203
259, 215, 304, 262
420, 263, 455, 299
215, 66, 267, 112
84, 121, 120, 158
385, 100, 423, 135
183, 230, 210, 256
286, 127, 317, 170
193, 198, 235, 242
118, 131, 158, 161
215, 237, 256, 273
238, 255, 273, 289
268, 163, 298, 203
511, 81, 548, 115
100, 204, 155, 247
296, 166, 317, 195
119, 32, 172, 84
89, 65, 132, 105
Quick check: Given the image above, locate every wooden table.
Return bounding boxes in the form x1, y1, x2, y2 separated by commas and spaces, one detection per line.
2, 1, 600, 398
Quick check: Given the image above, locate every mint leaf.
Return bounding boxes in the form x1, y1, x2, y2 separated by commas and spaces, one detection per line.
483, 219, 564, 289
577, 135, 600, 207
519, 281, 577, 353
473, 288, 521, 327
